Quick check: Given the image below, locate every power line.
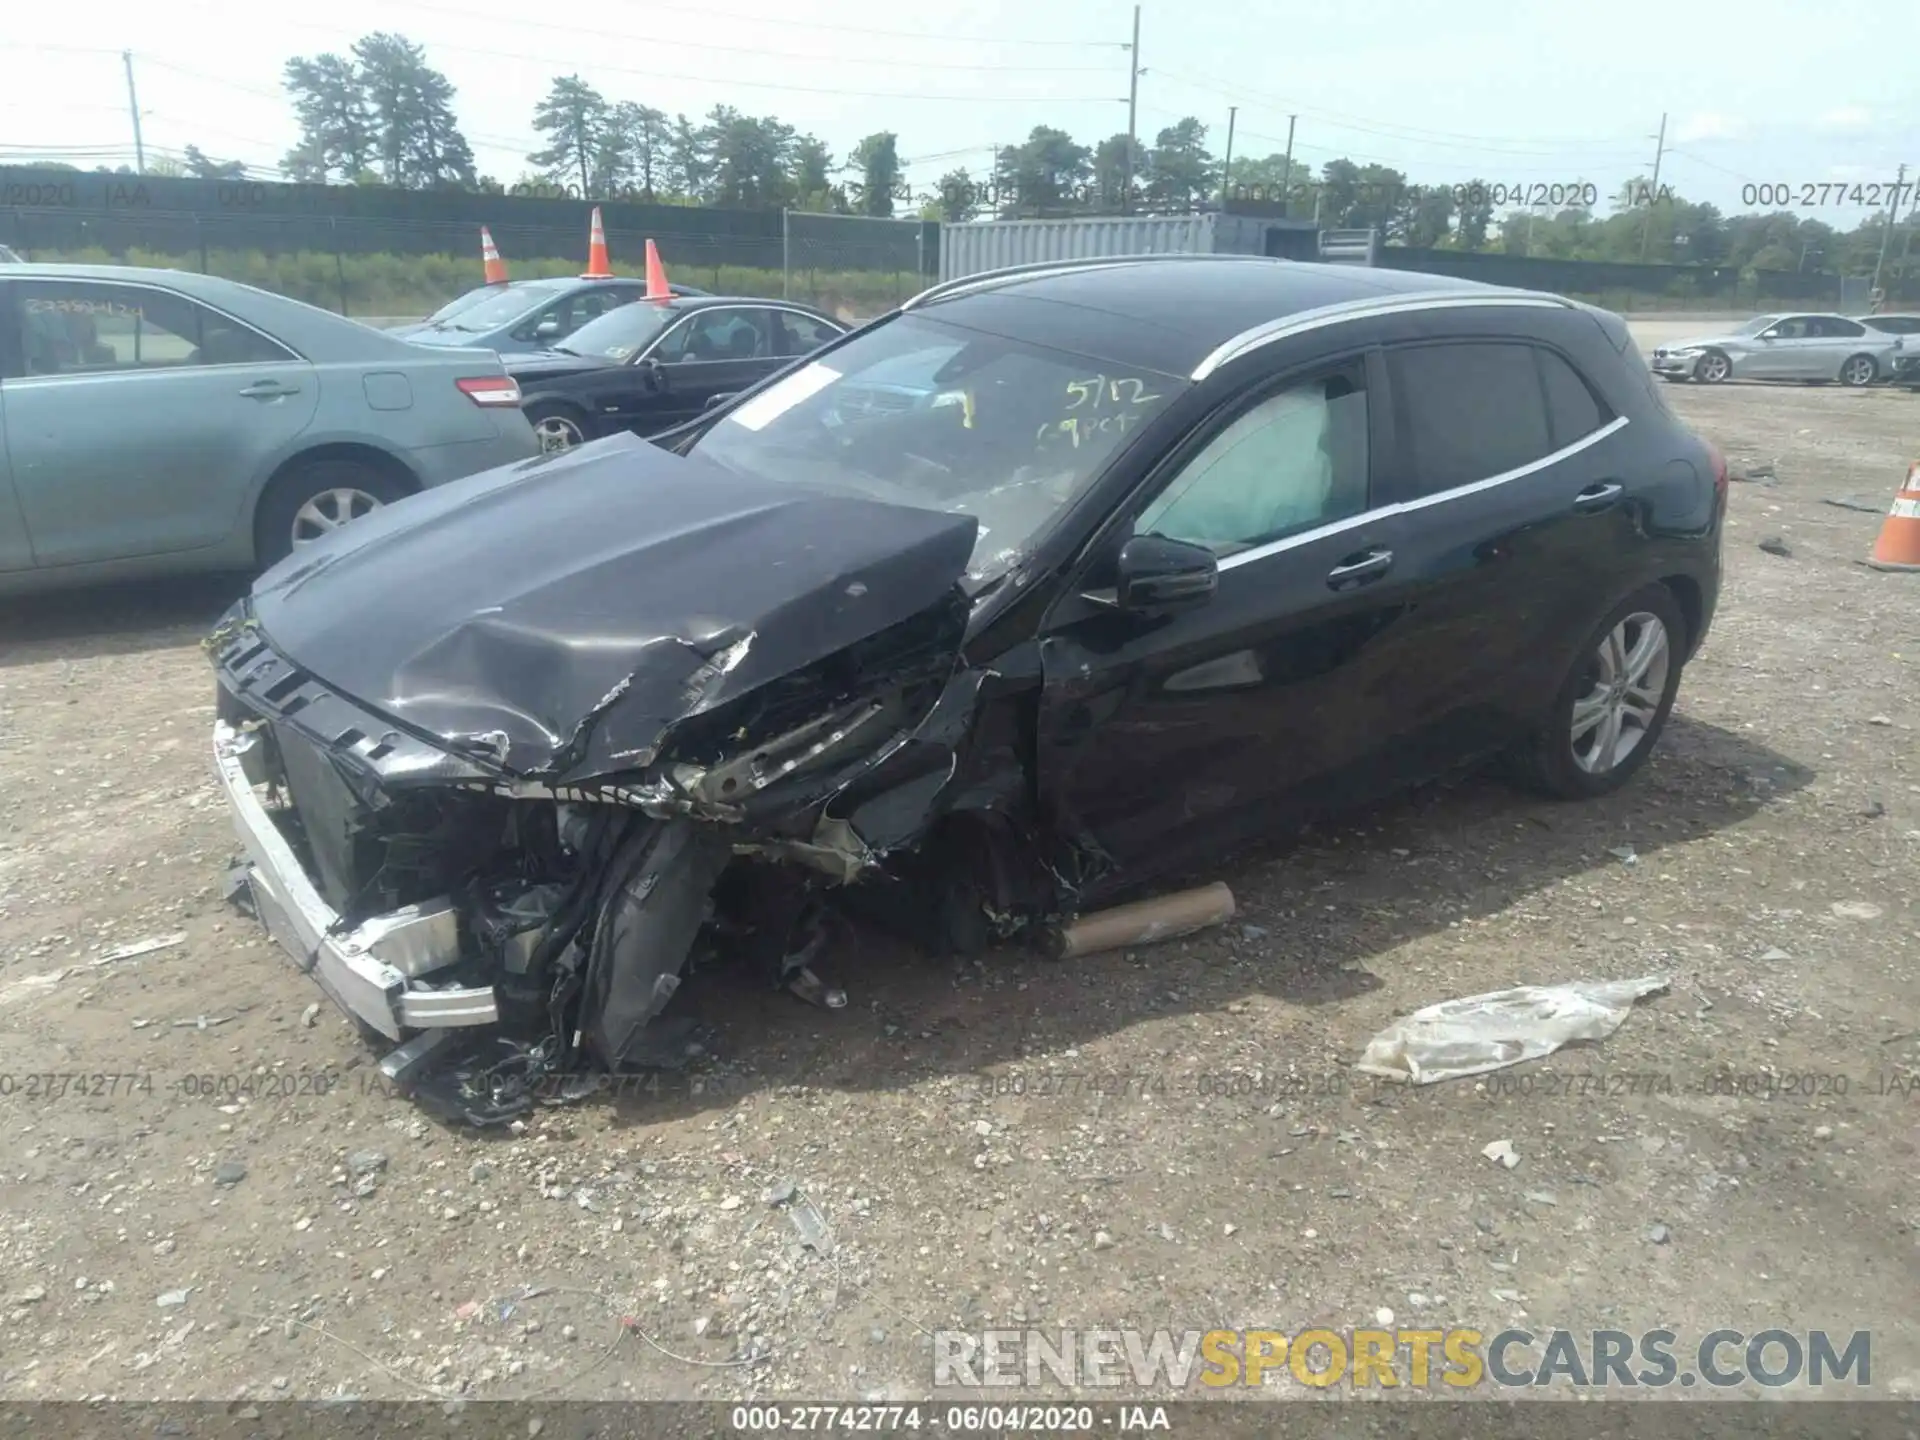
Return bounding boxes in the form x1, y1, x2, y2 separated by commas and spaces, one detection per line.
149, 8, 1124, 105
1153, 69, 1649, 157
361, 0, 1121, 49
347, 0, 1121, 70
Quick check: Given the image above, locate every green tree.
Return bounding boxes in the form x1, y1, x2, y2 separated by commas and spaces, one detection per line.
349, 34, 473, 188
703, 106, 796, 208
849, 132, 902, 217
594, 100, 668, 199
665, 114, 711, 202
994, 126, 1091, 216
529, 76, 609, 195
1454, 177, 1496, 250
1092, 132, 1144, 211
1145, 117, 1211, 211
1406, 185, 1455, 247
281, 52, 375, 182
790, 135, 842, 211
932, 167, 982, 222
182, 145, 247, 181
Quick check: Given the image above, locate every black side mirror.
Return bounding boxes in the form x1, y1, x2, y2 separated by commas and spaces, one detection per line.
1116, 534, 1218, 614
703, 392, 738, 411
640, 358, 669, 393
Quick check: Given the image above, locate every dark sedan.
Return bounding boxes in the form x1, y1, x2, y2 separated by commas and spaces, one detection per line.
507, 295, 848, 451
210, 254, 1724, 1116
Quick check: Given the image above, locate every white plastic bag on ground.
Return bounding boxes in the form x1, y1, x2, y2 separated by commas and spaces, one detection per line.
1355, 974, 1670, 1084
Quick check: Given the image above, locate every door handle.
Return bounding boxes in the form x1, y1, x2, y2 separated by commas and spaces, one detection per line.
1326, 546, 1394, 590
238, 380, 300, 400
1573, 481, 1624, 513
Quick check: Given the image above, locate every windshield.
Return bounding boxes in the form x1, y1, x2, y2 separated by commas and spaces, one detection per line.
688, 314, 1185, 584
436, 282, 566, 332
559, 301, 675, 360
421, 287, 500, 326
1735, 316, 1779, 336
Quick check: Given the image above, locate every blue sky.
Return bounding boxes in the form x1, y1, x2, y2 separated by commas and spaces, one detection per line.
3, 0, 1914, 218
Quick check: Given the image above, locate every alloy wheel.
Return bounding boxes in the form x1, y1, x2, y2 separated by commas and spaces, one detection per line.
1841, 356, 1875, 386
1696, 352, 1731, 383
534, 414, 585, 453
291, 487, 383, 547
1569, 611, 1671, 775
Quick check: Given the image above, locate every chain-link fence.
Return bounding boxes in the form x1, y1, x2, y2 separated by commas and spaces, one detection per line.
1, 202, 935, 324
781, 210, 932, 316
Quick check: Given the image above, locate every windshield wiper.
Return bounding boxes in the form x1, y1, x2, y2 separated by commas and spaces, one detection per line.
550, 344, 581, 356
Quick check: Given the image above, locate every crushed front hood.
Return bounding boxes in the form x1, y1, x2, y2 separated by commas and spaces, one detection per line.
245, 433, 978, 783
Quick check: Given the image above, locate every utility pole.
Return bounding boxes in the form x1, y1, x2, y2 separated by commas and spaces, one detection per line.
122, 50, 146, 174
1121, 5, 1141, 214
1871, 161, 1908, 297
1220, 106, 1237, 205
1638, 111, 1667, 263
1280, 115, 1297, 215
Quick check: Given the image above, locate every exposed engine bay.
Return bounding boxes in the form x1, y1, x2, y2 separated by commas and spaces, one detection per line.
206, 439, 1086, 1123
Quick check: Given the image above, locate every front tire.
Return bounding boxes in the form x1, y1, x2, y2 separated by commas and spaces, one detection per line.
1839, 354, 1878, 387
1508, 584, 1686, 800
255, 458, 407, 570
1693, 350, 1732, 384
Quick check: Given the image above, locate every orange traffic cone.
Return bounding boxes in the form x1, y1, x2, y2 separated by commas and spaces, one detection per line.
643, 238, 672, 302
580, 206, 612, 279
1866, 460, 1920, 572
480, 226, 509, 285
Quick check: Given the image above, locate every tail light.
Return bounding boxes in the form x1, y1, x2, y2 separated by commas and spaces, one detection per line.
456, 375, 522, 407
1708, 442, 1729, 506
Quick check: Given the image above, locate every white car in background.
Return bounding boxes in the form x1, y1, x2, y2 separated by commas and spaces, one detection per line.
1649, 312, 1899, 386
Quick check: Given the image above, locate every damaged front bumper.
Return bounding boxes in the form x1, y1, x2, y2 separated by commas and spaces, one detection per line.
214, 719, 500, 1041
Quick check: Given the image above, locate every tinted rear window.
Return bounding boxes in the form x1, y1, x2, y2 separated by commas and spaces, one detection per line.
1390, 342, 1553, 496
1537, 349, 1609, 448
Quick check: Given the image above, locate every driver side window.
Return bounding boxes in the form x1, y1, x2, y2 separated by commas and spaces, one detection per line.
1134, 361, 1370, 555
653, 307, 770, 363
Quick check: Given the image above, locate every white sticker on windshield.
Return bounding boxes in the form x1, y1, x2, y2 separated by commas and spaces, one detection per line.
727, 362, 841, 432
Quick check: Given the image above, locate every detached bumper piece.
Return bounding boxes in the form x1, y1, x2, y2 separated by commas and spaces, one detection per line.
213, 719, 499, 1041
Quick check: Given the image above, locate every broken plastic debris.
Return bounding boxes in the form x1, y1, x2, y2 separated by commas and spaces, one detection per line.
97, 932, 187, 965
785, 1191, 832, 1254
1052, 882, 1236, 960
1355, 974, 1670, 1084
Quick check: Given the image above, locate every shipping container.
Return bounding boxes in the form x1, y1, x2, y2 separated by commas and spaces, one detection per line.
938, 212, 1320, 283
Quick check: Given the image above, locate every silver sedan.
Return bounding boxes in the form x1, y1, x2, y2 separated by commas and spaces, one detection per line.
0, 263, 542, 595
1649, 313, 1899, 386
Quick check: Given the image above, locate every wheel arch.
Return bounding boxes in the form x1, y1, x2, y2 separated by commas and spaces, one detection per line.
250, 443, 420, 564
1659, 572, 1705, 655
1838, 351, 1879, 383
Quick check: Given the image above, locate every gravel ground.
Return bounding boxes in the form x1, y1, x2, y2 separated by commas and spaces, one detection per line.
0, 378, 1916, 1406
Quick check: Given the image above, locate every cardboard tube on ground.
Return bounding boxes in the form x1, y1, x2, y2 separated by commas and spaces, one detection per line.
1052, 882, 1236, 960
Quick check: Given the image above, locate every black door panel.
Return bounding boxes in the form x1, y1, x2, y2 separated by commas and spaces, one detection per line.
1038, 508, 1431, 877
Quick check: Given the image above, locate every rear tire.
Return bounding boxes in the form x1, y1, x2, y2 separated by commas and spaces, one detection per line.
527, 403, 590, 453
1839, 353, 1878, 387
254, 457, 407, 570
1507, 584, 1686, 801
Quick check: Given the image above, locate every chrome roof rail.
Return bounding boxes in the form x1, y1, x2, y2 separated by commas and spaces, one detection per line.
901, 251, 1292, 311
1190, 290, 1573, 379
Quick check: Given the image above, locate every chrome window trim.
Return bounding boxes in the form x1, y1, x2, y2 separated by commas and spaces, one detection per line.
13, 275, 303, 369
1191, 293, 1568, 381
1211, 413, 1630, 573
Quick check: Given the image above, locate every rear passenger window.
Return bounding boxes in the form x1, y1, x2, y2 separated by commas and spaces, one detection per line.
1535, 349, 1609, 449
1390, 343, 1552, 496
